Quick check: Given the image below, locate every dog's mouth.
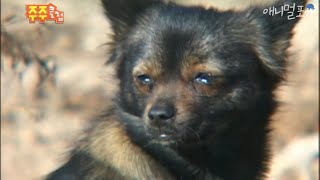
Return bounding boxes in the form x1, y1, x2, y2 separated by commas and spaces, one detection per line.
118, 108, 203, 146
147, 125, 178, 143
117, 108, 178, 142
158, 130, 175, 141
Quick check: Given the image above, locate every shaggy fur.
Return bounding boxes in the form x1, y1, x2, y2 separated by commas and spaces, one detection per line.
46, 0, 306, 179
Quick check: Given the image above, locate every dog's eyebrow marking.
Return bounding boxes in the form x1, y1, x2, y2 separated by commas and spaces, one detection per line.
182, 56, 202, 69
133, 59, 162, 78
182, 56, 223, 80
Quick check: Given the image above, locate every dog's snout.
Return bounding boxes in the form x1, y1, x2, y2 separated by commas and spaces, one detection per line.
148, 105, 175, 122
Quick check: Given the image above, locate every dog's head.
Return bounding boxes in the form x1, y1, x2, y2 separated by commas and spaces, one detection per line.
102, 0, 305, 145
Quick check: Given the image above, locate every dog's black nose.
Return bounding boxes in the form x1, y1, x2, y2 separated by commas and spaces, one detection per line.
148, 105, 175, 122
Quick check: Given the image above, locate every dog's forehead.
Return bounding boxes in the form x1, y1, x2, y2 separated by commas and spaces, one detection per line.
131, 17, 217, 66
128, 5, 258, 75
131, 29, 218, 76
138, 9, 246, 47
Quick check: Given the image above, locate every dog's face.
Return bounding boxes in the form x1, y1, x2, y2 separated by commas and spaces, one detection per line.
116, 8, 266, 144
102, 0, 304, 145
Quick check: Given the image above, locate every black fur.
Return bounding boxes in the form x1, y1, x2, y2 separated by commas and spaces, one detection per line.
46, 0, 306, 179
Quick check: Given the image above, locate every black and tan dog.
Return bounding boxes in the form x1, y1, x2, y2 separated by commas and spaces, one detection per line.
46, 0, 306, 179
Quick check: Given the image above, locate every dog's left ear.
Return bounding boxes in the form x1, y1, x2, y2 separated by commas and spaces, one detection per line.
102, 0, 162, 42
247, 0, 307, 79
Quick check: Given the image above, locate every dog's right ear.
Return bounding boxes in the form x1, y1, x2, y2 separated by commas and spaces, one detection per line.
102, 0, 162, 42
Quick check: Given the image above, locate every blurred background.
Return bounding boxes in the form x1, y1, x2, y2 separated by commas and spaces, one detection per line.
1, 0, 318, 179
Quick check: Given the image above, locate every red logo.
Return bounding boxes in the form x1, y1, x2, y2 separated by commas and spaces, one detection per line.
26, 3, 64, 24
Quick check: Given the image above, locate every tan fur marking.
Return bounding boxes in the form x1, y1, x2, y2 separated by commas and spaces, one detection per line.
84, 117, 173, 180
133, 59, 162, 78
182, 57, 222, 81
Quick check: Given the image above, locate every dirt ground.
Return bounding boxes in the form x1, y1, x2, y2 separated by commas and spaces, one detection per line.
1, 0, 318, 180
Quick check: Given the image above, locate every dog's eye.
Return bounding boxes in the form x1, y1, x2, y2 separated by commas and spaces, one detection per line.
136, 74, 153, 86
137, 74, 152, 84
194, 73, 214, 85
